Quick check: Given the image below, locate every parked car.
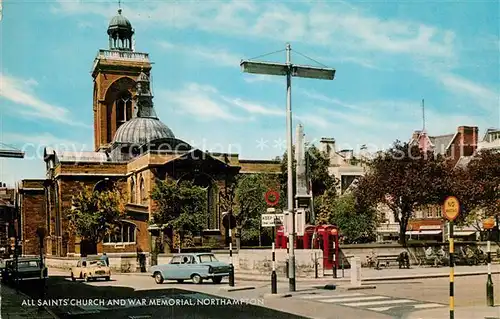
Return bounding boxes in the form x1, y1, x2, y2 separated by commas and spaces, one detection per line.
1, 257, 47, 285
150, 253, 230, 284
71, 256, 110, 282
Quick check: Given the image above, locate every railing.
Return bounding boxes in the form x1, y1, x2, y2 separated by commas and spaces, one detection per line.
92, 50, 150, 72
98, 49, 149, 61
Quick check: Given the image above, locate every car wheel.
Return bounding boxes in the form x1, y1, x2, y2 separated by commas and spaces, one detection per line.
191, 274, 203, 284
84, 274, 90, 282
176, 279, 184, 283
212, 277, 222, 284
71, 273, 76, 282
154, 272, 164, 284
105, 276, 110, 281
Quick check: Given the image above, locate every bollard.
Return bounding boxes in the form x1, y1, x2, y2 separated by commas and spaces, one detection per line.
271, 243, 277, 294
333, 252, 337, 278
228, 229, 235, 287
314, 252, 318, 279
285, 242, 289, 279
341, 257, 344, 278
486, 237, 494, 306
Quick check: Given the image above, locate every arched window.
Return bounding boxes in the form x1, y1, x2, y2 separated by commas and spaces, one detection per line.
140, 177, 146, 205
103, 221, 136, 244
130, 178, 136, 203
115, 91, 132, 129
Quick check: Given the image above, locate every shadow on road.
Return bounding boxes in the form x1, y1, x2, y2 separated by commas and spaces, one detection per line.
6, 275, 307, 319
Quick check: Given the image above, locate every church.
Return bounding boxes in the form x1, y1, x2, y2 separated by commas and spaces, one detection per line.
18, 9, 280, 257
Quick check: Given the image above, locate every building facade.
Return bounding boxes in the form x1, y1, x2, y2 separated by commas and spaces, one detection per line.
19, 10, 280, 257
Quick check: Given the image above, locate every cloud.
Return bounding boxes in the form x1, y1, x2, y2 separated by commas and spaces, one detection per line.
157, 83, 247, 122
299, 88, 361, 110
54, 1, 456, 61
434, 72, 499, 111
0, 73, 89, 127
243, 74, 283, 84
158, 41, 242, 68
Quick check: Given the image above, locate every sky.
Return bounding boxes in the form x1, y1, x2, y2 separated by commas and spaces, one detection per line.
0, 0, 499, 186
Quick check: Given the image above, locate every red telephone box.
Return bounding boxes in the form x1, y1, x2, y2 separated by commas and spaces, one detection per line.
314, 225, 339, 270
303, 225, 316, 249
275, 225, 288, 249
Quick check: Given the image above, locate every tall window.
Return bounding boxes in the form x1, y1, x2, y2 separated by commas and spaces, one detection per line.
140, 177, 146, 205
130, 178, 136, 203
116, 91, 132, 129
103, 221, 136, 244
426, 206, 433, 218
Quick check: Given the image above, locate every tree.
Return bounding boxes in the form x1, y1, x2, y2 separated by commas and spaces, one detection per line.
150, 179, 208, 250
450, 149, 500, 236
67, 186, 125, 255
326, 194, 378, 244
354, 141, 449, 246
220, 173, 281, 245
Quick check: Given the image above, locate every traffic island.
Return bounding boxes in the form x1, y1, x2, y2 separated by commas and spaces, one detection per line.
344, 284, 377, 291
263, 293, 292, 299
219, 285, 256, 292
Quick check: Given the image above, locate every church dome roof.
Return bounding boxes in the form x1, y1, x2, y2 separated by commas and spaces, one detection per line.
107, 9, 133, 35
113, 117, 175, 145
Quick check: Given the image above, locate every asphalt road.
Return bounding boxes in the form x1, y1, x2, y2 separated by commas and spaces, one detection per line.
13, 276, 309, 319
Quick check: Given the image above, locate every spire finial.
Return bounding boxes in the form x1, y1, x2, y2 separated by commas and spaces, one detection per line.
118, 0, 122, 13
422, 98, 426, 132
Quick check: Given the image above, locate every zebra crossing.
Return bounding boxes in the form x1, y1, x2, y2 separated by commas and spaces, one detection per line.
296, 292, 445, 314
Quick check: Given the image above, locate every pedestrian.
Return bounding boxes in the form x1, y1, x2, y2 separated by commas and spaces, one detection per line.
101, 252, 109, 267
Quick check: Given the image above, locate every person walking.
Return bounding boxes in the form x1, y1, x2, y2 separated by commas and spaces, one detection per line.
101, 252, 110, 267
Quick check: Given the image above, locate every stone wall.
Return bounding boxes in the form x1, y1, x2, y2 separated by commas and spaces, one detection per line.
20, 180, 46, 256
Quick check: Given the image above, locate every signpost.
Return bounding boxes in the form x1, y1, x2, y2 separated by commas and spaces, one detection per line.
442, 196, 460, 319
483, 217, 495, 306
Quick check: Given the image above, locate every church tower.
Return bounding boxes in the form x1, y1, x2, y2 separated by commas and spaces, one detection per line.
91, 8, 152, 152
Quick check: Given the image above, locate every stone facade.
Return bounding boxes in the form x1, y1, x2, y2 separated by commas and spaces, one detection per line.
18, 9, 281, 258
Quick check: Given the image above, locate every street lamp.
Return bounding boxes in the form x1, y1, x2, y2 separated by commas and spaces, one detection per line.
0, 143, 24, 158
240, 43, 335, 292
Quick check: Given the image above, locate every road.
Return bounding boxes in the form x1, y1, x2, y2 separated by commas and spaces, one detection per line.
13, 274, 308, 319
11, 271, 500, 319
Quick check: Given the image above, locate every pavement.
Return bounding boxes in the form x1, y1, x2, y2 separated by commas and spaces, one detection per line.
404, 306, 500, 319
0, 283, 57, 318
49, 264, 498, 283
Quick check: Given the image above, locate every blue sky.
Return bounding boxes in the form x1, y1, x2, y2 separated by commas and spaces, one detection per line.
0, 0, 499, 186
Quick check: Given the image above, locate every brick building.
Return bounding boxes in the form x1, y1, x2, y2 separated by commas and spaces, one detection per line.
20, 9, 280, 257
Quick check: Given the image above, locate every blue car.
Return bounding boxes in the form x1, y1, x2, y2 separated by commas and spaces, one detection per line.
151, 253, 230, 284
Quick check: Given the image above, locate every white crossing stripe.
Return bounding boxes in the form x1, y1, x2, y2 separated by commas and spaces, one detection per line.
321, 296, 390, 303
345, 299, 416, 307
300, 293, 364, 299
413, 303, 445, 309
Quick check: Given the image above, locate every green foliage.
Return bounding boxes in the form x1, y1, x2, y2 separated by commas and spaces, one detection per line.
327, 194, 377, 244
450, 149, 500, 220
354, 141, 449, 246
233, 174, 281, 244
150, 179, 208, 233
67, 186, 125, 244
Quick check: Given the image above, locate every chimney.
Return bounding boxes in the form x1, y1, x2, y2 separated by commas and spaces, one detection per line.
457, 126, 478, 157
412, 130, 422, 141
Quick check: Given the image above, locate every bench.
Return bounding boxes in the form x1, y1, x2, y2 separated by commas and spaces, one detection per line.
376, 254, 399, 269
376, 253, 410, 269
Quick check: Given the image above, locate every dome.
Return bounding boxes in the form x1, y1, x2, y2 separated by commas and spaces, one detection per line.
113, 117, 175, 145
109, 9, 131, 28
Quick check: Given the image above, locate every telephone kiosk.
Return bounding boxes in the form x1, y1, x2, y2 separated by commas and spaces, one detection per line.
275, 224, 339, 270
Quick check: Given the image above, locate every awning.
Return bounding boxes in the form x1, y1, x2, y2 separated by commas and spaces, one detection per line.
377, 229, 399, 234
454, 231, 476, 236
405, 230, 442, 235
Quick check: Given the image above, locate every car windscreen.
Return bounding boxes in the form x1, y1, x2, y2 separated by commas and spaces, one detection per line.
89, 260, 105, 266
18, 261, 39, 268
198, 255, 218, 263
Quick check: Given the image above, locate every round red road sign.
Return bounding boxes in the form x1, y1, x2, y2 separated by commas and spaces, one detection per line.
265, 190, 280, 206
